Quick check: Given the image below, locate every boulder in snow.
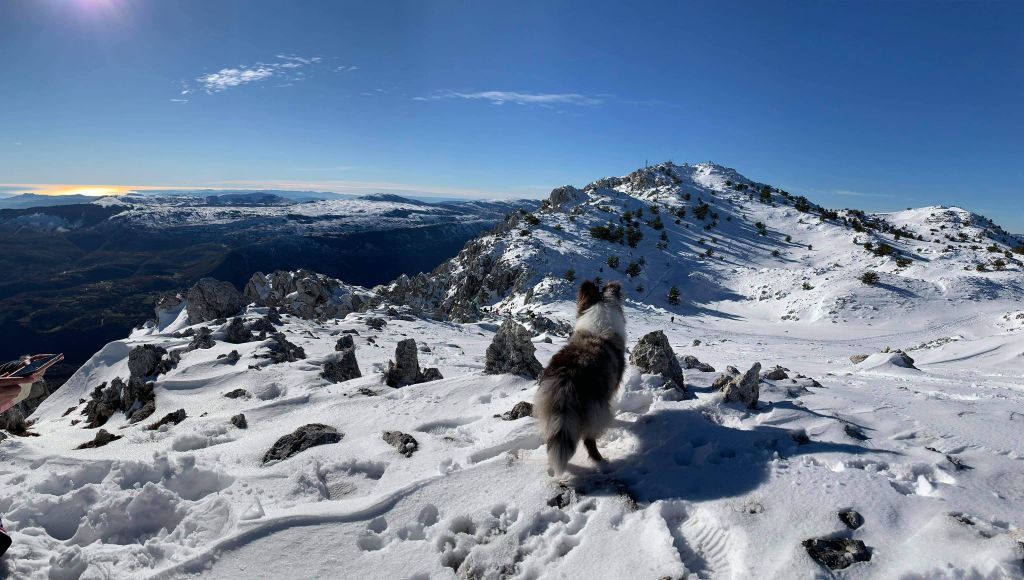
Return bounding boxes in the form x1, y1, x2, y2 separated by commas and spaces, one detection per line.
681, 355, 715, 373
720, 362, 761, 409
186, 278, 244, 325
484, 320, 543, 378
629, 330, 686, 391
147, 409, 187, 431
382, 339, 441, 387
322, 348, 361, 383
186, 327, 215, 351
231, 414, 248, 429
75, 429, 121, 449
802, 538, 871, 570
128, 345, 168, 379
262, 423, 342, 464
223, 317, 254, 344
763, 365, 789, 380
499, 401, 534, 421
257, 333, 306, 364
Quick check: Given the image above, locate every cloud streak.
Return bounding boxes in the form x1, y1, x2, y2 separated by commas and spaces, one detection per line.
415, 90, 603, 107
185, 54, 347, 96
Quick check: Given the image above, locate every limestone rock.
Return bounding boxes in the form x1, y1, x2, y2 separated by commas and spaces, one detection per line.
186, 278, 244, 325
721, 363, 761, 408
484, 321, 543, 378
322, 348, 362, 383
223, 317, 254, 344
147, 409, 187, 431
499, 401, 534, 421
681, 355, 715, 373
629, 331, 686, 391
231, 414, 248, 429
802, 538, 871, 570
76, 429, 121, 450
262, 423, 342, 464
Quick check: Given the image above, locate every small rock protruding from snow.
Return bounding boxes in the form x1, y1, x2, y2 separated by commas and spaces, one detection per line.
802, 537, 872, 570
262, 423, 342, 464
223, 388, 248, 399
223, 317, 254, 344
231, 413, 247, 429
185, 277, 244, 325
365, 317, 387, 331
75, 428, 121, 449
147, 409, 187, 431
499, 401, 534, 421
322, 348, 361, 383
681, 355, 715, 373
257, 333, 306, 364
720, 363, 761, 408
629, 330, 686, 391
383, 339, 441, 387
850, 354, 869, 364
217, 350, 241, 365
839, 509, 864, 530
484, 320, 543, 379
382, 431, 419, 457
186, 327, 215, 351
763, 365, 789, 380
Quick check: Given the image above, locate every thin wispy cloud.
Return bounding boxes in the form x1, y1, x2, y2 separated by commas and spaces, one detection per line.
833, 189, 892, 198
415, 90, 603, 107
182, 54, 352, 98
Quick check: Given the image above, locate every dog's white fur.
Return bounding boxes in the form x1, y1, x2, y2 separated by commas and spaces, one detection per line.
574, 298, 626, 339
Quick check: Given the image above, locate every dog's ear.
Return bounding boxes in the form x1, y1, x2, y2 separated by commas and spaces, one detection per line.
601, 281, 622, 301
577, 280, 601, 312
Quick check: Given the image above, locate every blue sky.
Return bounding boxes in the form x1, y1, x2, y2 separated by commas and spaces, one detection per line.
1, 0, 1022, 229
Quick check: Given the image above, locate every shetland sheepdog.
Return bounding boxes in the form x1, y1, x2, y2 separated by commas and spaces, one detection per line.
535, 280, 626, 475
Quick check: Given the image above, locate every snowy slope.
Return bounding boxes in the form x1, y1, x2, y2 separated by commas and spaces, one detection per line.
5, 162, 1024, 579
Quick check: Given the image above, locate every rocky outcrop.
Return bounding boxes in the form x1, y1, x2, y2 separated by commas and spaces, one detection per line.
83, 377, 155, 427
541, 185, 585, 213
365, 317, 387, 331
186, 278, 244, 325
719, 363, 761, 408
256, 333, 306, 364
802, 538, 871, 570
76, 429, 121, 449
243, 270, 369, 320
322, 348, 361, 383
484, 321, 543, 378
262, 423, 342, 464
128, 345, 170, 379
681, 355, 715, 373
499, 401, 534, 421
223, 317, 254, 344
630, 331, 686, 391
382, 431, 419, 457
383, 339, 442, 387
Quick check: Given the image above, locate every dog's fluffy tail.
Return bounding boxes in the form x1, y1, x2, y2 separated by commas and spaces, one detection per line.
535, 376, 580, 476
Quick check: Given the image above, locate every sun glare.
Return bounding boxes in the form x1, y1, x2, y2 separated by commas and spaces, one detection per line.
42, 185, 132, 197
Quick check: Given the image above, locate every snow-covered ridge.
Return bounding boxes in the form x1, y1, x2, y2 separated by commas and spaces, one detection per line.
5, 161, 1024, 578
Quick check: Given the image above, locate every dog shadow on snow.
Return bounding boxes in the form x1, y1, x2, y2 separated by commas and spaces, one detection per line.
572, 407, 891, 504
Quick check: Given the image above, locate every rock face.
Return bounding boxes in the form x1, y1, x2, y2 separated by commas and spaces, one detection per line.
630, 331, 686, 391
802, 538, 871, 570
231, 414, 248, 429
383, 339, 442, 388
262, 424, 342, 464
83, 377, 155, 427
257, 333, 306, 364
186, 278, 244, 325
382, 431, 419, 457
499, 401, 534, 421
322, 348, 361, 383
154, 291, 184, 320
483, 321, 543, 378
76, 429, 121, 449
243, 270, 369, 320
147, 409, 187, 431
681, 355, 715, 373
223, 317, 254, 344
128, 345, 168, 379
720, 363, 761, 408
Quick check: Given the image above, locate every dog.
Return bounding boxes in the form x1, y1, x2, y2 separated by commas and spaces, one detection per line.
535, 280, 627, 476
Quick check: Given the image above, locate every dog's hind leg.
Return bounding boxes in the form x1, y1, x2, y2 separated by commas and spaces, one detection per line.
583, 438, 604, 462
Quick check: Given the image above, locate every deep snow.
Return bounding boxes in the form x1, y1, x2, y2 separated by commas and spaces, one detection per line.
4, 162, 1023, 579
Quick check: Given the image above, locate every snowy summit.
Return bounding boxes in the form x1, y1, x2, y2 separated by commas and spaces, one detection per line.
4, 161, 1024, 579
